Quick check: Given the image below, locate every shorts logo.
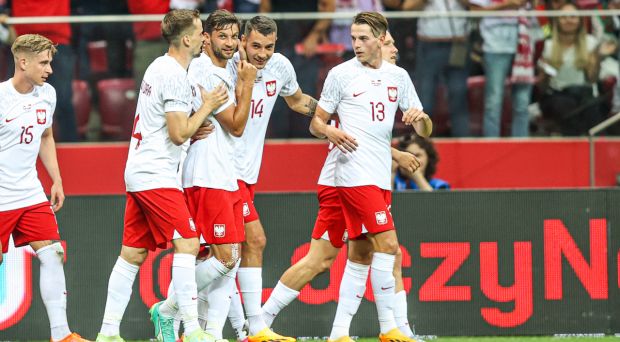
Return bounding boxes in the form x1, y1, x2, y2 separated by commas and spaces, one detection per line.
375, 211, 388, 225
387, 87, 398, 102
266, 80, 276, 97
36, 109, 46, 125
214, 224, 226, 238
243, 203, 250, 217
189, 218, 196, 232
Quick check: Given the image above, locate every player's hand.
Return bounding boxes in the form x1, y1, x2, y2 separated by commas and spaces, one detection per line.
192, 120, 215, 141
394, 150, 421, 175
199, 83, 228, 111
0, 14, 9, 25
237, 60, 257, 83
50, 181, 65, 212
326, 125, 358, 153
402, 108, 430, 126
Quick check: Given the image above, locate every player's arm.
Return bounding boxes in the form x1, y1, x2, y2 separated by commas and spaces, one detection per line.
402, 108, 433, 138
283, 89, 318, 117
391, 148, 421, 175
39, 127, 64, 212
166, 84, 228, 145
310, 106, 358, 153
216, 60, 257, 137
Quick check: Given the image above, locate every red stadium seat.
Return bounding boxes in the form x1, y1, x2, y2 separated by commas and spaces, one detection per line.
88, 41, 109, 74
72, 80, 92, 136
97, 78, 137, 140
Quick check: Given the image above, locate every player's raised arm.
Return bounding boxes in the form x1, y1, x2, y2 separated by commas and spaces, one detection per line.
166, 83, 228, 145
39, 127, 64, 212
283, 89, 318, 117
402, 108, 433, 138
217, 60, 257, 137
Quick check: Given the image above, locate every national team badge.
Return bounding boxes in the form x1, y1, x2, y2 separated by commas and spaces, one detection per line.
375, 211, 388, 225
266, 80, 276, 97
387, 87, 398, 102
243, 203, 250, 217
214, 224, 226, 237
36, 109, 46, 125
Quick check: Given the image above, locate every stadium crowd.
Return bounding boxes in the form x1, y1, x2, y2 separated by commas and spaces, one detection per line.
0, 0, 618, 141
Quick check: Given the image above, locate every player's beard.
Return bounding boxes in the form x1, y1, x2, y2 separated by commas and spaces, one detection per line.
212, 45, 234, 60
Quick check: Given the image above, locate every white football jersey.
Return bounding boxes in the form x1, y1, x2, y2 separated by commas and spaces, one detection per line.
318, 58, 422, 190
182, 53, 238, 191
124, 54, 193, 192
0, 80, 56, 211
227, 52, 299, 184
317, 120, 340, 187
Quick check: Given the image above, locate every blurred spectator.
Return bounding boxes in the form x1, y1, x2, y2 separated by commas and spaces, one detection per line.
0, 13, 15, 45
469, 0, 538, 137
538, 2, 615, 135
537, 0, 569, 38
392, 134, 450, 191
12, 0, 79, 141
128, 0, 169, 91
403, 0, 471, 137
234, 0, 260, 12
260, 0, 335, 138
0, 3, 14, 81
329, 0, 385, 60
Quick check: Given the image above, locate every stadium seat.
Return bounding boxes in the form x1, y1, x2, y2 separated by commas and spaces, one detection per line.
87, 40, 109, 74
72, 80, 92, 137
97, 78, 137, 140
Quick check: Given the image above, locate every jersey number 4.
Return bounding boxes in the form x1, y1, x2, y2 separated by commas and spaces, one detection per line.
251, 99, 264, 119
131, 114, 142, 149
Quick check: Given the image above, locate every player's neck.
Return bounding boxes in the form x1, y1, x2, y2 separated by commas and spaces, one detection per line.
360, 55, 383, 69
206, 48, 228, 68
167, 46, 192, 70
11, 72, 34, 94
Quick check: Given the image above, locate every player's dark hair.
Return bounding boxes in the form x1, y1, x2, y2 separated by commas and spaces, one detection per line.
398, 134, 439, 180
204, 9, 241, 34
161, 9, 200, 46
244, 15, 278, 37
353, 11, 388, 38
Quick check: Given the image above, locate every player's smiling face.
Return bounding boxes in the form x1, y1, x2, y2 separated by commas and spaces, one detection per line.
208, 24, 240, 61
22, 50, 53, 86
381, 32, 398, 65
351, 23, 384, 68
243, 30, 276, 70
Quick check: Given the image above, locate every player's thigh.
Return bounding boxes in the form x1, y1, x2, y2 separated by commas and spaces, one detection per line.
338, 186, 395, 239
243, 219, 266, 247
0, 207, 24, 254
138, 189, 197, 248
366, 229, 400, 255
305, 238, 341, 268
210, 243, 240, 267
312, 185, 347, 249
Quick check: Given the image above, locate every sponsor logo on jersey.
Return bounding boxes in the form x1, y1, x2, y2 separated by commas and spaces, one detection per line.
375, 211, 388, 225
36, 109, 46, 125
214, 224, 226, 237
388, 87, 398, 102
266, 80, 276, 97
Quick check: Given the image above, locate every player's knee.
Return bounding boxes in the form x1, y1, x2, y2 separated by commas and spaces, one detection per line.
349, 252, 372, 265
121, 248, 148, 266
245, 233, 266, 253
376, 238, 400, 255
318, 256, 336, 273
220, 244, 241, 269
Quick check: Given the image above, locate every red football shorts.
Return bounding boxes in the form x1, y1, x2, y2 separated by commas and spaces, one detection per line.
122, 188, 198, 251
311, 185, 347, 248
185, 186, 245, 245
237, 180, 259, 223
0, 201, 60, 253
337, 185, 395, 240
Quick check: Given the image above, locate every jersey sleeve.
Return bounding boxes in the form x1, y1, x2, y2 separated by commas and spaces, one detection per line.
161, 74, 191, 114
46, 85, 57, 129
317, 69, 341, 114
278, 56, 299, 97
398, 70, 423, 112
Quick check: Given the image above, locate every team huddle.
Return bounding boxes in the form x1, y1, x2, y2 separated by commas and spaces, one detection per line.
0, 8, 432, 342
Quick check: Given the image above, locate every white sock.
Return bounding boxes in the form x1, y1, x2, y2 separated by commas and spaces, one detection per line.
197, 286, 209, 330
237, 267, 266, 335
172, 253, 200, 335
329, 260, 369, 340
37, 243, 71, 341
261, 281, 300, 328
394, 290, 414, 337
205, 263, 238, 339
371, 253, 397, 334
99, 256, 139, 336
228, 286, 247, 339
161, 257, 229, 319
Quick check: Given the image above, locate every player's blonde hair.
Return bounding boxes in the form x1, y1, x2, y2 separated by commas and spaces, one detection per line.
11, 34, 57, 59
161, 9, 201, 46
353, 12, 388, 38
